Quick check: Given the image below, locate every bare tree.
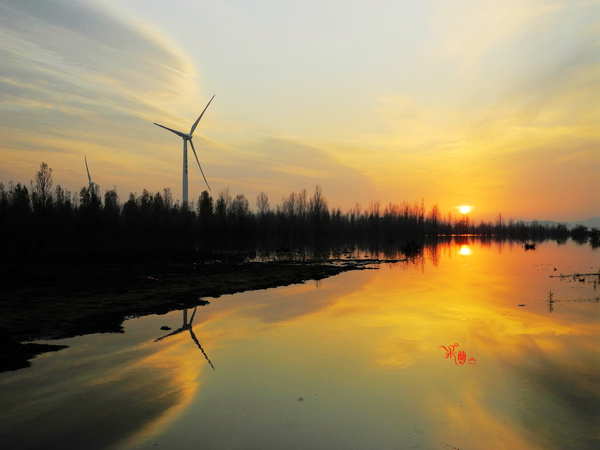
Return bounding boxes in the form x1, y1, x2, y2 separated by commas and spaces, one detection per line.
295, 189, 308, 224
309, 185, 329, 237
216, 187, 231, 219
163, 188, 174, 210
32, 162, 53, 211
368, 200, 380, 220
230, 194, 250, 218
309, 185, 328, 220
256, 191, 270, 216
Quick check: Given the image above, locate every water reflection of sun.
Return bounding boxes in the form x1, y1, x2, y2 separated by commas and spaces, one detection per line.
459, 245, 470, 256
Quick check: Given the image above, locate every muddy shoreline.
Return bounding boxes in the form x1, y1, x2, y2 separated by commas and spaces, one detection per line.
0, 259, 385, 372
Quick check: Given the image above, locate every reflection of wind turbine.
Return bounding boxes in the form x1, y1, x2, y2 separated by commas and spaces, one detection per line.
153, 95, 215, 206
155, 306, 215, 370
84, 157, 98, 191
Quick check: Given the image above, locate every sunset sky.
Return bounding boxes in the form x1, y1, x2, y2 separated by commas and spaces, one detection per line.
0, 0, 598, 222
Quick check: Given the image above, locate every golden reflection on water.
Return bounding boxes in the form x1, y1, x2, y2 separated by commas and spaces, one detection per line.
1, 241, 596, 449
132, 240, 598, 449
0, 330, 205, 449
365, 240, 599, 448
119, 331, 205, 448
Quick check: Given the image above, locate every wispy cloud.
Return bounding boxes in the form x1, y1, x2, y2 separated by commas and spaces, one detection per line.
204, 137, 377, 210
430, 0, 565, 74
0, 0, 205, 190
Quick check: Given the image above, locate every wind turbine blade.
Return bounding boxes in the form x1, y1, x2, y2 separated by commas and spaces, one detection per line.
189, 95, 215, 135
154, 122, 188, 138
85, 157, 92, 184
188, 328, 215, 370
154, 327, 186, 342
189, 139, 211, 191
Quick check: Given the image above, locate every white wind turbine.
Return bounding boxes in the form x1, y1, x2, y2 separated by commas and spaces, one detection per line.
84, 156, 98, 192
154, 95, 215, 207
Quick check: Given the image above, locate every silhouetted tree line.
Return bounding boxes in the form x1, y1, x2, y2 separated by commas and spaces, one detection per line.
0, 163, 597, 259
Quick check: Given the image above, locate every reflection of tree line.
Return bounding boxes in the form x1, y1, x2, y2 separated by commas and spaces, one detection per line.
1, 163, 597, 257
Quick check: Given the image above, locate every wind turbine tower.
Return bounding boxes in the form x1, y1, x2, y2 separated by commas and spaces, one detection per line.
154, 95, 215, 207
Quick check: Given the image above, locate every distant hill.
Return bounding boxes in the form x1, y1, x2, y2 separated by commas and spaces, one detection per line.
571, 217, 600, 229
522, 217, 600, 230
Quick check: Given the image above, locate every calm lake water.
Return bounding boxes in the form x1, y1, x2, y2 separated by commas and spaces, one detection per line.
1, 240, 598, 449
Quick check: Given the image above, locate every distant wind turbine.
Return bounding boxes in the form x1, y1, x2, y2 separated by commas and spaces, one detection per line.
84, 156, 98, 191
154, 95, 215, 206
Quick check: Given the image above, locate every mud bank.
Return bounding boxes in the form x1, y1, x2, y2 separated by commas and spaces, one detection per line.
0, 259, 381, 371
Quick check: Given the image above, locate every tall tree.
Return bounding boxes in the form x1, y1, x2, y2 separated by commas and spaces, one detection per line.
197, 191, 213, 220
256, 192, 270, 217
104, 188, 120, 215
163, 188, 174, 211
32, 162, 53, 212
309, 185, 329, 239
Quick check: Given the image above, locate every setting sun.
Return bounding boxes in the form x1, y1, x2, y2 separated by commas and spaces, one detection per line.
459, 206, 471, 214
